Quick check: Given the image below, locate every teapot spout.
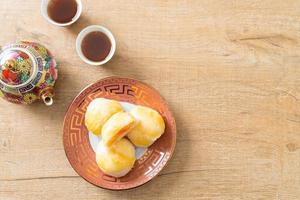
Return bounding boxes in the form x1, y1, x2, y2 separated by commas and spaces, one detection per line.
40, 89, 54, 106
42, 94, 53, 106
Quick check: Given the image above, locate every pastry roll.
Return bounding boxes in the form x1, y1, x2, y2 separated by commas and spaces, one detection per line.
85, 98, 123, 136
127, 106, 165, 147
96, 138, 136, 178
102, 112, 136, 147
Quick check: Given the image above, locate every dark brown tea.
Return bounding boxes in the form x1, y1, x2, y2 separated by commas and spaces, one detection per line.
47, 0, 78, 23
81, 31, 112, 62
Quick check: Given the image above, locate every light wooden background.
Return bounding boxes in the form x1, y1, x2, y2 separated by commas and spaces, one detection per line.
1, 1, 300, 199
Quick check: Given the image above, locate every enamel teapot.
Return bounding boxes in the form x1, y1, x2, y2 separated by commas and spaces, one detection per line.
0, 41, 58, 106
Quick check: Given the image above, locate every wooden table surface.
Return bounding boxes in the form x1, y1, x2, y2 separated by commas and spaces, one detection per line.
1, 1, 300, 199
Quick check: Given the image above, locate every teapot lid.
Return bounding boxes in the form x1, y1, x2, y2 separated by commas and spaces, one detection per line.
0, 48, 37, 87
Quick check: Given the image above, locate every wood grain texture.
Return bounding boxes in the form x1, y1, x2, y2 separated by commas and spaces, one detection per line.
0, 0, 300, 199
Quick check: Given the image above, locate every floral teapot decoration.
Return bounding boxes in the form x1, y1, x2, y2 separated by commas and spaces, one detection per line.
0, 41, 58, 106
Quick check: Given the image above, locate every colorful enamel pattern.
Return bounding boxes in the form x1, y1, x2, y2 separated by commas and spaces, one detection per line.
0, 41, 58, 105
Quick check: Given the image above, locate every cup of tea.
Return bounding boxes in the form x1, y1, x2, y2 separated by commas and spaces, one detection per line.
41, 0, 82, 26
76, 25, 116, 66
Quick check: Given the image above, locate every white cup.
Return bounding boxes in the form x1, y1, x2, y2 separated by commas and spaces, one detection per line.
76, 25, 116, 66
41, 0, 82, 27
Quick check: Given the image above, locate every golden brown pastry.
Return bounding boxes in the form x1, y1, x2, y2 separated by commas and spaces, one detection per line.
96, 138, 136, 177
127, 106, 165, 147
102, 112, 136, 147
85, 98, 123, 136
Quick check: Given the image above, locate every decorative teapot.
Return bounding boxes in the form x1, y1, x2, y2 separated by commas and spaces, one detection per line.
0, 41, 58, 106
